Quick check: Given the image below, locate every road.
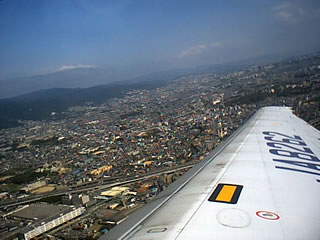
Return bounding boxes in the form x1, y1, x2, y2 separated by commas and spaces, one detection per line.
0, 164, 194, 209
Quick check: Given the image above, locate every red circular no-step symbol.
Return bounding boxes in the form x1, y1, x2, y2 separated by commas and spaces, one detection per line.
256, 211, 280, 220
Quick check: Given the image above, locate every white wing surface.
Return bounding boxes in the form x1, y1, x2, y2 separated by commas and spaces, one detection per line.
101, 106, 320, 240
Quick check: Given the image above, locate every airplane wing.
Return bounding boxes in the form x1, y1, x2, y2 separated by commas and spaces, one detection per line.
101, 106, 320, 240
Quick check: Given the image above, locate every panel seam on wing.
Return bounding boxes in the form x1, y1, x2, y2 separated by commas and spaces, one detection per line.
174, 111, 259, 239
256, 124, 285, 239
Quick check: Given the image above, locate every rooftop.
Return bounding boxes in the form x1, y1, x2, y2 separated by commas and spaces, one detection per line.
10, 203, 72, 221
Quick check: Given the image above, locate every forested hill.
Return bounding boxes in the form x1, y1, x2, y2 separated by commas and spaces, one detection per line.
0, 79, 169, 129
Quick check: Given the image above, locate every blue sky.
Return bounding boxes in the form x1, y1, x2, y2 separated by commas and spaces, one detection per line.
1, 0, 320, 80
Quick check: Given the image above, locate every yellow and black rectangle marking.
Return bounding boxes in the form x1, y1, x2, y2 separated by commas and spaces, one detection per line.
208, 183, 243, 204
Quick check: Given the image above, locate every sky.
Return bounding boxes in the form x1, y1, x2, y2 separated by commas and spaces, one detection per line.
0, 0, 320, 81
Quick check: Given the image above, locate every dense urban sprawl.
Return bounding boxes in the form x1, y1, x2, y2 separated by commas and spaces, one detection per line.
0, 53, 320, 240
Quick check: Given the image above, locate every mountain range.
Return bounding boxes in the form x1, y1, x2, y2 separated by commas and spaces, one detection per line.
0, 52, 288, 100
0, 67, 113, 99
0, 53, 292, 129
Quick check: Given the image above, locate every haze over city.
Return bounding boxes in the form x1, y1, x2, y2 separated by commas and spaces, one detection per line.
1, 1, 320, 239
1, 0, 320, 82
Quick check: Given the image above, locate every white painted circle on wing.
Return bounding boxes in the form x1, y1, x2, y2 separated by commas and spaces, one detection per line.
217, 208, 250, 228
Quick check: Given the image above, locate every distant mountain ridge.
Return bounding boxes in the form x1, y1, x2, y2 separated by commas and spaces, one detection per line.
0, 52, 299, 129
0, 53, 289, 99
0, 67, 112, 99
0, 79, 171, 129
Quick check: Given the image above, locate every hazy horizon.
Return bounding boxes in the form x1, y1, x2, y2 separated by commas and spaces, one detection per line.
1, 0, 320, 81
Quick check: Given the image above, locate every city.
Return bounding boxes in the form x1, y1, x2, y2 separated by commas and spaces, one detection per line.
0, 53, 319, 240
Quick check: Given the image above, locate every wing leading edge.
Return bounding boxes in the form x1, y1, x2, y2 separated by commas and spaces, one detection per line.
101, 106, 320, 240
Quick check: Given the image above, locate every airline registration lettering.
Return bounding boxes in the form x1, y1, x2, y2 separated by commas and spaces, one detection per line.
263, 131, 320, 183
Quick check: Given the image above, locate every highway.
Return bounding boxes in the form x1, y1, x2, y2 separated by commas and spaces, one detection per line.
0, 164, 194, 209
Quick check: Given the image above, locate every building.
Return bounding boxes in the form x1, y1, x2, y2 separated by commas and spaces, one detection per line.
11, 203, 85, 240
100, 187, 130, 197
21, 180, 47, 193
62, 194, 90, 206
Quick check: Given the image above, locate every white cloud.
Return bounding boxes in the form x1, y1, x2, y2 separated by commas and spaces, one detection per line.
179, 44, 207, 57
273, 1, 305, 23
55, 64, 97, 72
178, 41, 222, 58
